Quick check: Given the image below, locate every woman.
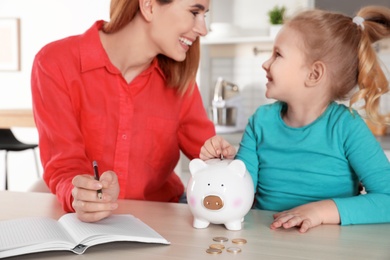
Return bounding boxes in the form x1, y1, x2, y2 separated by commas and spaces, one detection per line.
31, 0, 214, 222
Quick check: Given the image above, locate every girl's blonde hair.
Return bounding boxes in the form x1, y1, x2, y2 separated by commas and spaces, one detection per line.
102, 0, 200, 94
287, 6, 390, 125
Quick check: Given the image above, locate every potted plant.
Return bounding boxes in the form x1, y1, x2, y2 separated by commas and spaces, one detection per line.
267, 5, 286, 38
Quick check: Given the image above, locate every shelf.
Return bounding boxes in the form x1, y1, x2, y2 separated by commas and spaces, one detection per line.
201, 35, 274, 45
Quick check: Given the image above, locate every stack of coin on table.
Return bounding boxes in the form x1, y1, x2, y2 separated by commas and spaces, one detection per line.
206, 236, 247, 255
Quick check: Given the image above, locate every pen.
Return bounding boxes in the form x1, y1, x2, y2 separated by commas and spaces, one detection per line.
92, 161, 103, 199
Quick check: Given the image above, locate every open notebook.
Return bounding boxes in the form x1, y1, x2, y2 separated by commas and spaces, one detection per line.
0, 213, 169, 258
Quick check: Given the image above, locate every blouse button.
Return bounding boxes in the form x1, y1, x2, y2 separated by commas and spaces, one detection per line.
122, 134, 127, 140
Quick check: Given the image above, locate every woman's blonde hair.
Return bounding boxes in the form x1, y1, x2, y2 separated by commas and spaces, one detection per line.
102, 0, 200, 94
287, 6, 390, 125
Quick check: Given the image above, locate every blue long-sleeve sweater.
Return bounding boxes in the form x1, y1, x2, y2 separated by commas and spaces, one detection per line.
236, 101, 390, 225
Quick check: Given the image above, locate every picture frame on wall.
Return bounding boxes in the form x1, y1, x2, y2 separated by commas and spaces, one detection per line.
0, 18, 21, 71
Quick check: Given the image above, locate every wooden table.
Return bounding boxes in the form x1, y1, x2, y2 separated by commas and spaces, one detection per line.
0, 109, 35, 128
1, 191, 389, 259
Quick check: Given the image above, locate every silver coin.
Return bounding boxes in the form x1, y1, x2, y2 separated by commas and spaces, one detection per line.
227, 246, 242, 254
212, 236, 229, 242
213, 237, 229, 243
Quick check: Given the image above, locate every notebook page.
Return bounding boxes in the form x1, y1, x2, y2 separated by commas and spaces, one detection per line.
59, 213, 170, 246
0, 217, 75, 251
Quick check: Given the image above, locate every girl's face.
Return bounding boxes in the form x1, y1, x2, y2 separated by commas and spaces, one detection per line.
150, 0, 209, 61
262, 26, 311, 102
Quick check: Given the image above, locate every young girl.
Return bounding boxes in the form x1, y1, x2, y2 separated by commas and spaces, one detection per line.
200, 6, 390, 233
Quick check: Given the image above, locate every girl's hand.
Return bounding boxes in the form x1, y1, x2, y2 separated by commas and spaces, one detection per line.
270, 200, 340, 233
200, 135, 236, 160
71, 171, 120, 222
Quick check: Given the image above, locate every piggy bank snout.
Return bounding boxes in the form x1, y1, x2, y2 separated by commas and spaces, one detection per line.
203, 195, 224, 210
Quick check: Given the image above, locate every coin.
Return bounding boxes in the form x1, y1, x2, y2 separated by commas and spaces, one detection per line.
209, 244, 225, 250
232, 238, 247, 245
227, 246, 242, 254
212, 236, 229, 242
206, 248, 222, 255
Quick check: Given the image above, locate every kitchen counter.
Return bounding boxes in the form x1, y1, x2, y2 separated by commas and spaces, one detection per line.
0, 109, 35, 128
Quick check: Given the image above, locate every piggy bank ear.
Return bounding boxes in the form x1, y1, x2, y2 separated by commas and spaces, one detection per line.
228, 159, 247, 178
189, 159, 208, 176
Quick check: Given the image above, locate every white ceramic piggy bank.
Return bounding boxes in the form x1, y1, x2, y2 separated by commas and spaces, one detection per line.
186, 158, 254, 231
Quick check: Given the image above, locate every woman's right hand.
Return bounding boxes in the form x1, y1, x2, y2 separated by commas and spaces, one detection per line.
200, 135, 236, 160
71, 171, 119, 222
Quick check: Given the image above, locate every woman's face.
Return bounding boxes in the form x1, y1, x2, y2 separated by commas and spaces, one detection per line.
150, 0, 209, 61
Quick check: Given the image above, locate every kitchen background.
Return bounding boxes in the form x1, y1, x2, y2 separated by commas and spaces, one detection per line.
0, 0, 389, 191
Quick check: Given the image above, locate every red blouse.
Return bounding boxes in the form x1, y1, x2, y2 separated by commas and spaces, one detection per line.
31, 21, 215, 212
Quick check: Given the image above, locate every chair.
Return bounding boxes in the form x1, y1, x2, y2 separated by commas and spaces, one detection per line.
0, 129, 40, 190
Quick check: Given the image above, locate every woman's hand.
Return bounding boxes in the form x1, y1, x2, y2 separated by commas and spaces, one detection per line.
270, 200, 340, 233
71, 171, 120, 222
200, 135, 236, 160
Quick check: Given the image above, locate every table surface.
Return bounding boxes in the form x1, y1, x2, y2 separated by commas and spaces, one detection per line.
0, 109, 35, 128
1, 191, 389, 260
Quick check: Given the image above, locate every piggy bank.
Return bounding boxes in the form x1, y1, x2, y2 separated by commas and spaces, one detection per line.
186, 158, 254, 231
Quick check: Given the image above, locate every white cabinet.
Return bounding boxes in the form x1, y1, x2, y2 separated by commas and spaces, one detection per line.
314, 0, 390, 16
208, 0, 312, 39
